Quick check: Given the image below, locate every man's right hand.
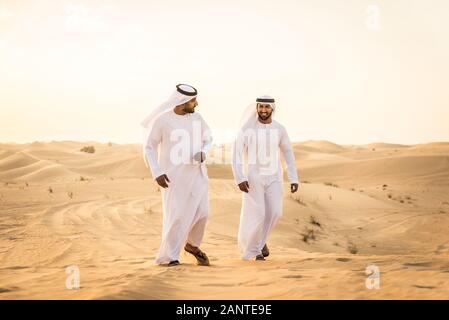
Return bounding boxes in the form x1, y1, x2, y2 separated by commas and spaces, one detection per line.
238, 181, 250, 193
155, 174, 170, 188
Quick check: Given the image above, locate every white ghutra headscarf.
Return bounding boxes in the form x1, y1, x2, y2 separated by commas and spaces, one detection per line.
141, 84, 198, 167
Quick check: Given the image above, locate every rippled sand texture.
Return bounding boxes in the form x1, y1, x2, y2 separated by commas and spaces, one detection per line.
1, 140, 449, 299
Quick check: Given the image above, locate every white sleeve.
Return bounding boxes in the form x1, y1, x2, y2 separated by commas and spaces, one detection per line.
144, 119, 164, 180
200, 115, 213, 154
232, 130, 248, 185
280, 127, 299, 184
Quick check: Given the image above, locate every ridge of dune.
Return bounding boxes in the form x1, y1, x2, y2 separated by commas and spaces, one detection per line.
0, 159, 80, 182
0, 150, 16, 160
72, 156, 149, 178
0, 152, 40, 172
407, 142, 449, 154
362, 142, 410, 149
296, 140, 346, 153
300, 154, 449, 185
413, 142, 449, 147
17, 163, 80, 183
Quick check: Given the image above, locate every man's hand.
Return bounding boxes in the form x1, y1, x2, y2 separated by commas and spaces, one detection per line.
155, 174, 170, 188
194, 151, 206, 163
291, 183, 299, 193
238, 181, 250, 193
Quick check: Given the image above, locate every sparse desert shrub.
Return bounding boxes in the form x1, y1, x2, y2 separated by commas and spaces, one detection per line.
348, 243, 358, 254
80, 146, 95, 154
301, 228, 316, 243
324, 182, 339, 188
310, 215, 322, 228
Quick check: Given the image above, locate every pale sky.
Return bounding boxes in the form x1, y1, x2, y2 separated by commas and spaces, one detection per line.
1, 0, 448, 145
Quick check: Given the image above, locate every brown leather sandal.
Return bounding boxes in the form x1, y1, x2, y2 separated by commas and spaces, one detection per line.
184, 243, 210, 266
168, 260, 180, 267
255, 254, 265, 261
262, 244, 270, 257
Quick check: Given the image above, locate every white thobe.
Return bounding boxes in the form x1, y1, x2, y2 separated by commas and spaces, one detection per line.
145, 110, 212, 264
232, 120, 299, 260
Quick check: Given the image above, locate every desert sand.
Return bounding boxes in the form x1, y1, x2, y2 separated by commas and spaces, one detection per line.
1, 140, 449, 299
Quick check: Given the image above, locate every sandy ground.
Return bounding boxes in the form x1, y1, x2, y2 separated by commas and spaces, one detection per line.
1, 140, 449, 299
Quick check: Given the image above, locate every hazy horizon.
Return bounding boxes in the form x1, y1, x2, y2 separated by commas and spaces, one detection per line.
1, 0, 449, 145
1, 137, 448, 147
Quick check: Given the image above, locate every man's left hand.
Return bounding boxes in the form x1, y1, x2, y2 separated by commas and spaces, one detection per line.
194, 151, 206, 163
291, 183, 299, 193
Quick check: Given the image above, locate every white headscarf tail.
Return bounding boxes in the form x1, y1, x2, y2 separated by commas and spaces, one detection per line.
141, 84, 197, 167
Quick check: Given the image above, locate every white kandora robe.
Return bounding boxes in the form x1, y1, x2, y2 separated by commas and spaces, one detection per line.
145, 111, 212, 264
232, 119, 299, 260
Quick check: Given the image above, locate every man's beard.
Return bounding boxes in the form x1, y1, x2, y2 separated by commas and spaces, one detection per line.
258, 111, 272, 121
184, 107, 195, 113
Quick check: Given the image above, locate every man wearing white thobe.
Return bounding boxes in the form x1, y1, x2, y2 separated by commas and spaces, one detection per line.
141, 84, 212, 267
232, 95, 299, 261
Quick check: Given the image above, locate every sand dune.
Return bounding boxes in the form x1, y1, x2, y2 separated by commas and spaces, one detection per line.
300, 155, 449, 185
1, 140, 449, 299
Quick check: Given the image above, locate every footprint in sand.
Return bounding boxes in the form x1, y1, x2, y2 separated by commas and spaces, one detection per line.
403, 262, 432, 268
413, 285, 436, 289
201, 283, 237, 287
0, 287, 14, 293
5, 266, 29, 270
283, 275, 303, 279
434, 244, 448, 255
336, 258, 352, 262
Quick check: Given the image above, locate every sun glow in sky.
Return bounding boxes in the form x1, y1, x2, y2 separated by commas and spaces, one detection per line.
1, 0, 448, 145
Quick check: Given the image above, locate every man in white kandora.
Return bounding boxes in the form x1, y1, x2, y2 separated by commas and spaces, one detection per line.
232, 95, 299, 261
141, 84, 212, 267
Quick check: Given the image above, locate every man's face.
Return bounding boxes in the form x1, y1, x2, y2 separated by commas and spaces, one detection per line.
257, 103, 273, 121
183, 97, 198, 113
